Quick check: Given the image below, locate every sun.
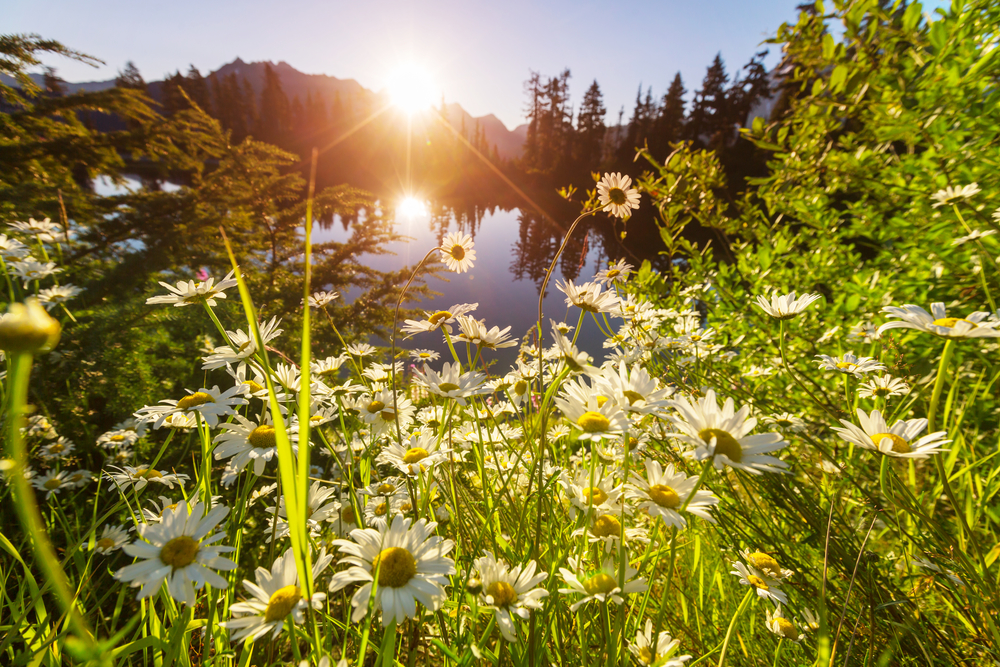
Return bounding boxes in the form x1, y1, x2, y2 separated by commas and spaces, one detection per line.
397, 196, 428, 218
386, 62, 437, 116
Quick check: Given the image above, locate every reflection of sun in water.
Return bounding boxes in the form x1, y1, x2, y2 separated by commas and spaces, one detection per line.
397, 196, 428, 218
387, 62, 437, 116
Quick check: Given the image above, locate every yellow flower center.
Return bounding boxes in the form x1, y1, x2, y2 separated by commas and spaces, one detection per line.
622, 390, 644, 405
871, 432, 910, 454
381, 408, 396, 421
486, 581, 518, 607
639, 647, 656, 665
448, 244, 466, 261
699, 428, 742, 463
244, 380, 265, 393
747, 552, 782, 578
648, 484, 680, 509
366, 400, 385, 413
592, 514, 621, 538
248, 425, 277, 449
577, 411, 611, 433
403, 447, 429, 464
773, 616, 799, 640
608, 187, 627, 206
160, 536, 200, 569
48, 442, 65, 453
428, 311, 452, 326
933, 317, 975, 329
377, 482, 396, 494
596, 395, 609, 408
264, 585, 302, 623
176, 392, 214, 410
438, 382, 460, 392
835, 362, 857, 371
748, 575, 768, 590
43, 478, 62, 490
374, 501, 388, 516
96, 537, 116, 551
340, 506, 356, 524
513, 380, 528, 395
135, 467, 163, 479
582, 572, 618, 596
583, 487, 608, 505
607, 269, 621, 279
371, 547, 417, 588
110, 434, 126, 442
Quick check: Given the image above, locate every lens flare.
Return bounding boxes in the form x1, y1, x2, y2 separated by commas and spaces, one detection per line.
387, 62, 437, 116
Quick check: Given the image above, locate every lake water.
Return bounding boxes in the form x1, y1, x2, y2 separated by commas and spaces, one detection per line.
94, 176, 646, 370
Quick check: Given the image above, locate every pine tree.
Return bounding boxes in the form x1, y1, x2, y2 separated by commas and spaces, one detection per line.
184, 66, 212, 115
574, 80, 606, 168
160, 71, 188, 116
115, 61, 146, 91
650, 72, 686, 158
688, 53, 730, 148
256, 64, 289, 145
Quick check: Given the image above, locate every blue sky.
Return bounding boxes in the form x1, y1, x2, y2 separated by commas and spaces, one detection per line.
4, 0, 944, 130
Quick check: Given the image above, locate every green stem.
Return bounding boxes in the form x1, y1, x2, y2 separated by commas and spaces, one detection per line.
4, 352, 96, 646
717, 588, 754, 667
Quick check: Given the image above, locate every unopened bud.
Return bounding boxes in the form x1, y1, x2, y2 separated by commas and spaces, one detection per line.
466, 577, 482, 595
0, 299, 61, 353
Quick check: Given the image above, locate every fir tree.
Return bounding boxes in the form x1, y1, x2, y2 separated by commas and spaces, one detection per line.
184, 65, 212, 115
574, 80, 606, 168
115, 61, 146, 91
651, 72, 686, 158
688, 53, 730, 149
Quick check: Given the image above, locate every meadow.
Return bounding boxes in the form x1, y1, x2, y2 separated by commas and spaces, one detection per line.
2, 1, 1000, 666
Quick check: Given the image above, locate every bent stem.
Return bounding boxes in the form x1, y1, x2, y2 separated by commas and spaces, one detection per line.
717, 588, 754, 667
4, 351, 96, 646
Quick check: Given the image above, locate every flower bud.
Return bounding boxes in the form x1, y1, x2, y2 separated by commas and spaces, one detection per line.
0, 299, 61, 353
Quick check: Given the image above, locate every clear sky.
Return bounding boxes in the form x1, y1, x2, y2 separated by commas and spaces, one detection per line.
5, 0, 848, 129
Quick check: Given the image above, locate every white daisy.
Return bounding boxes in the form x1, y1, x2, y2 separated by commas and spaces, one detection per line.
596, 172, 641, 218
359, 388, 415, 437
221, 546, 333, 644
439, 231, 476, 273
832, 409, 949, 460
452, 315, 518, 349
667, 390, 789, 474
401, 303, 479, 337
878, 302, 1000, 338
146, 271, 238, 308
328, 515, 456, 626
9, 217, 62, 238
761, 413, 806, 433
559, 468, 625, 520
134, 385, 247, 429
201, 317, 283, 369
412, 361, 489, 405
596, 361, 671, 416
9, 260, 60, 287
267, 481, 340, 541
408, 349, 440, 362
0, 234, 30, 260
857, 375, 910, 400
39, 436, 74, 460
32, 470, 69, 498
376, 430, 450, 477
92, 525, 130, 555
97, 429, 139, 450
554, 379, 630, 441
558, 556, 646, 612
754, 291, 822, 320
766, 605, 802, 641
626, 458, 719, 529
115, 500, 236, 605
213, 414, 297, 481
557, 279, 621, 314
815, 352, 887, 377
473, 552, 548, 642
931, 183, 980, 207
37, 285, 82, 310
951, 229, 996, 246
730, 560, 787, 605
594, 259, 634, 286
628, 619, 692, 666
105, 465, 189, 492
307, 290, 340, 308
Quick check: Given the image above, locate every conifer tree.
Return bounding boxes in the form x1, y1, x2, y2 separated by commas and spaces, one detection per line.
115, 61, 146, 91
574, 80, 606, 168
184, 65, 212, 115
651, 72, 686, 158
688, 53, 730, 148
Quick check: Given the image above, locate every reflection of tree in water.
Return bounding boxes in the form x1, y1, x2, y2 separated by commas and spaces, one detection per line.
427, 200, 491, 246
510, 210, 589, 288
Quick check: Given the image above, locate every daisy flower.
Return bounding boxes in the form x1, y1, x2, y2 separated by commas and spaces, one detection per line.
596, 172, 641, 218
815, 352, 887, 377
754, 291, 822, 320
267, 481, 340, 541
32, 470, 69, 498
412, 361, 489, 405
10, 260, 60, 287
596, 361, 671, 416
667, 390, 789, 475
858, 375, 909, 399
146, 271, 237, 308
307, 290, 340, 308
328, 515, 456, 626
401, 303, 479, 337
766, 605, 802, 641
9, 217, 62, 238
453, 316, 518, 349
730, 560, 787, 605
560, 468, 625, 520
554, 380, 630, 441
473, 552, 548, 642
761, 413, 806, 433
594, 259, 634, 286
628, 619, 692, 666
931, 183, 980, 207
557, 279, 621, 314
135, 385, 247, 429
878, 302, 1000, 338
951, 229, 996, 246
92, 525, 130, 555
213, 414, 297, 481
115, 500, 236, 605
39, 436, 74, 460
0, 234, 30, 260
409, 349, 440, 362
359, 388, 415, 437
376, 430, 450, 477
37, 285, 82, 310
832, 409, 949, 460
201, 317, 284, 369
105, 465, 189, 492
221, 546, 333, 644
97, 429, 139, 450
739, 549, 794, 580
558, 556, 647, 612
439, 231, 476, 273
626, 458, 719, 529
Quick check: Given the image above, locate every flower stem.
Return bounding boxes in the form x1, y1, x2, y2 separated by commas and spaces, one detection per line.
717, 588, 754, 667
